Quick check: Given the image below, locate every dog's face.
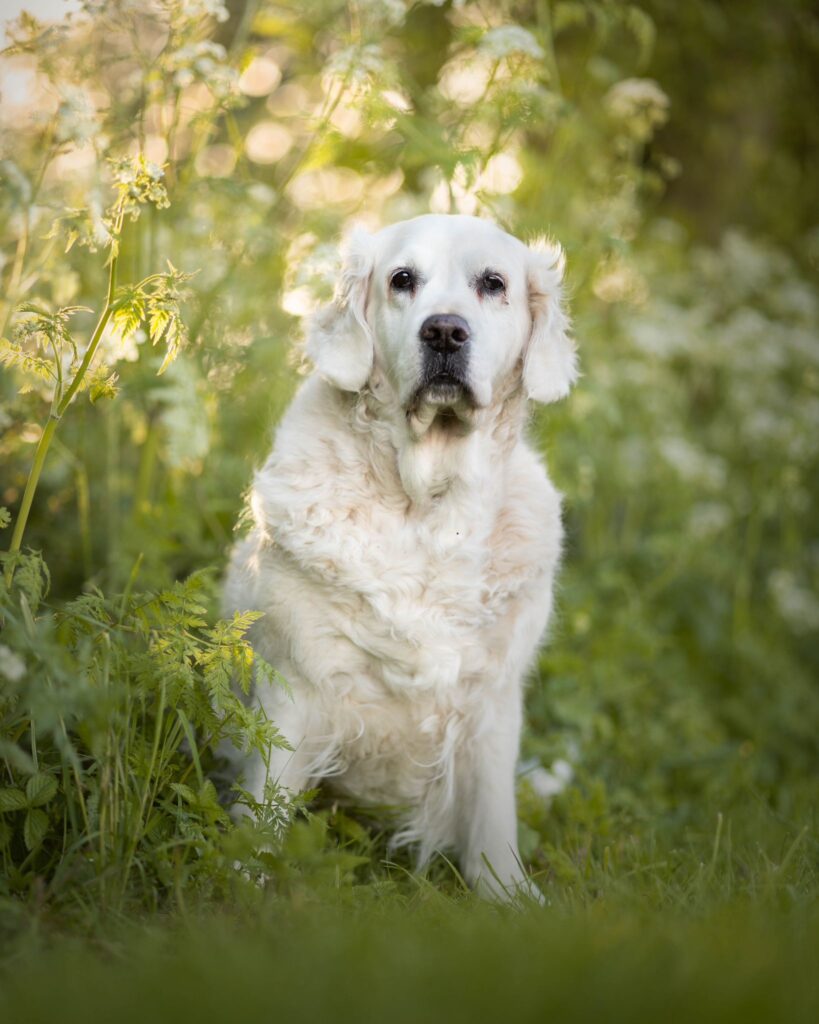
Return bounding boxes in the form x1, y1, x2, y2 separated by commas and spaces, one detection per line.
368, 217, 535, 413
307, 214, 577, 425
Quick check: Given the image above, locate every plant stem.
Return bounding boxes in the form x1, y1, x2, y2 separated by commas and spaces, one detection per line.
536, 0, 563, 95
4, 215, 123, 582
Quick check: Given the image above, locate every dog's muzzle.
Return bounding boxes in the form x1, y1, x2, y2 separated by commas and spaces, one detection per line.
414, 314, 474, 406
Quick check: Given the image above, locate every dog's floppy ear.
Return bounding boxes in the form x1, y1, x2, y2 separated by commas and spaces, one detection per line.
523, 238, 578, 403
306, 226, 375, 392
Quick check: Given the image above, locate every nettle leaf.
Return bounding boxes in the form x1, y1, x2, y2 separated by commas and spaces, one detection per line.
26, 772, 58, 808
0, 788, 28, 812
0, 820, 12, 850
23, 807, 49, 850
0, 507, 10, 529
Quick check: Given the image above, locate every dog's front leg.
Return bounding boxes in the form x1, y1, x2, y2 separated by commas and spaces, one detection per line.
456, 691, 542, 903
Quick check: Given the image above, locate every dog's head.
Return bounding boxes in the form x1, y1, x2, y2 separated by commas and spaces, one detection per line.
307, 214, 577, 428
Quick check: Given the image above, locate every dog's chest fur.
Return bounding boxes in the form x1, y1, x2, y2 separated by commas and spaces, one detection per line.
230, 379, 561, 806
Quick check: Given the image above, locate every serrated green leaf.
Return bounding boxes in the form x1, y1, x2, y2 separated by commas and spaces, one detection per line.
149, 307, 171, 344
0, 819, 12, 849
88, 367, 120, 403
0, 788, 28, 812
169, 783, 197, 805
23, 807, 48, 850
26, 772, 58, 807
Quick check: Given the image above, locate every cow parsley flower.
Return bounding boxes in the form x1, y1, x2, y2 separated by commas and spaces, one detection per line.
605, 77, 669, 139
0, 644, 26, 683
769, 570, 819, 634
479, 26, 545, 61
55, 85, 98, 145
324, 44, 387, 94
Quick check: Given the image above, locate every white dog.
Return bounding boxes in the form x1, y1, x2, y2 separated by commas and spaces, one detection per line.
224, 213, 577, 899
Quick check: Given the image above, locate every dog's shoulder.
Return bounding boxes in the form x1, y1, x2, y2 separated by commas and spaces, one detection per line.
253, 377, 367, 508
486, 439, 564, 584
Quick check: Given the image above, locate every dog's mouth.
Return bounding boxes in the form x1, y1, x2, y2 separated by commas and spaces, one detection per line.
407, 365, 477, 439
410, 370, 476, 410
416, 372, 472, 401
411, 348, 476, 406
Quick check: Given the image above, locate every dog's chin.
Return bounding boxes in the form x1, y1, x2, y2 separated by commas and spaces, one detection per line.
407, 376, 477, 439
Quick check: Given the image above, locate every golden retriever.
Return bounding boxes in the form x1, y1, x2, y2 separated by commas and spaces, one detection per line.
224, 214, 577, 899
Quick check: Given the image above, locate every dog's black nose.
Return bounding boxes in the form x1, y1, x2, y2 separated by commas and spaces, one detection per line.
419, 314, 471, 354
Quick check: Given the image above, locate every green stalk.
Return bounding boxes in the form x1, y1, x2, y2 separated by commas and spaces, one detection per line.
4, 214, 123, 583
536, 0, 563, 95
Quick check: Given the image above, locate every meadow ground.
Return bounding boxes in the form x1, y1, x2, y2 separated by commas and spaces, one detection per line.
2, 895, 818, 1021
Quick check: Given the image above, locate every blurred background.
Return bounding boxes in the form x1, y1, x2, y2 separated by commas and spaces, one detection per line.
1, 0, 817, 889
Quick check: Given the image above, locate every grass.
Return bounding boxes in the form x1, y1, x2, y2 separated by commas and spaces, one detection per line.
1, 791, 816, 1021
1, 900, 817, 1023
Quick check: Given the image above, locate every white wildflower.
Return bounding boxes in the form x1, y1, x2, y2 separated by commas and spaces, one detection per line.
769, 570, 819, 634
714, 309, 786, 371
323, 44, 387, 94
197, 0, 230, 21
785, 326, 819, 367
479, 25, 544, 61
717, 230, 785, 296
520, 758, 574, 801
660, 437, 727, 487
688, 502, 732, 539
282, 240, 341, 313
55, 85, 98, 145
167, 42, 237, 100
0, 644, 26, 683
97, 321, 146, 364
593, 257, 648, 305
741, 409, 786, 445
604, 77, 669, 139
359, 0, 408, 25
772, 280, 819, 322
630, 300, 708, 357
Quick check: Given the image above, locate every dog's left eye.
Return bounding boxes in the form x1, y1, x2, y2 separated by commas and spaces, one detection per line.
390, 269, 416, 292
479, 272, 506, 295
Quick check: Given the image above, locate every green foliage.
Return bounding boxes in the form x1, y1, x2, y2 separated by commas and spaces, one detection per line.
111, 261, 195, 374
0, 550, 298, 912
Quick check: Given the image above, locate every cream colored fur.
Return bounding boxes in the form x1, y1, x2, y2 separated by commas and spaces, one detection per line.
224, 214, 577, 899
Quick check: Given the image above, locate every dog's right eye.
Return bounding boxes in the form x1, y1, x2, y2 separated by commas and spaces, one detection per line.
390, 269, 416, 292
